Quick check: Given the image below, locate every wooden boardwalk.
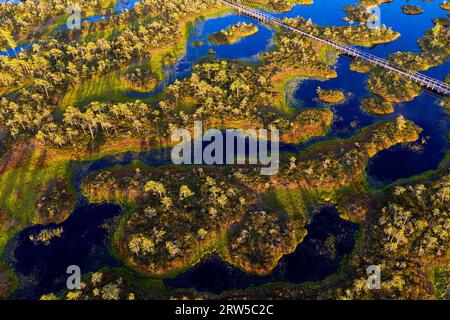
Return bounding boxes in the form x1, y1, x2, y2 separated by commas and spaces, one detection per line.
220, 0, 450, 96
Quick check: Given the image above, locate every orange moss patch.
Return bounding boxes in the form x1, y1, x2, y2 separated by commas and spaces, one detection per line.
350, 59, 375, 73
361, 98, 395, 115
317, 89, 345, 104
274, 117, 422, 191
0, 264, 14, 299
281, 108, 333, 143
35, 178, 75, 225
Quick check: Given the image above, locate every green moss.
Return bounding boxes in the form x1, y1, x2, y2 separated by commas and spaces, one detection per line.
61, 71, 131, 108
264, 188, 309, 242
60, 6, 230, 108
0, 138, 180, 255
432, 267, 450, 299
82, 164, 260, 278
0, 149, 74, 253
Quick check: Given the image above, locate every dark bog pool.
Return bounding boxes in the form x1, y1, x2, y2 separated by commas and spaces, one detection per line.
165, 206, 359, 294
6, 200, 358, 298
2, 0, 448, 299
290, 57, 449, 187
5, 203, 122, 300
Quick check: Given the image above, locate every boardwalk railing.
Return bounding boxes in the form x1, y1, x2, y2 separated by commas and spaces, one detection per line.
219, 0, 450, 96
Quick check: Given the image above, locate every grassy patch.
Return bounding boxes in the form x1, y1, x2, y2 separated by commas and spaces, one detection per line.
431, 267, 450, 299
60, 71, 135, 108
60, 6, 230, 108
0, 148, 73, 253
0, 135, 177, 254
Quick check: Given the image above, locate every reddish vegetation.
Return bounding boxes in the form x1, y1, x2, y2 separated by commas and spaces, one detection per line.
0, 265, 13, 299
281, 109, 333, 143
35, 178, 75, 224
0, 143, 34, 175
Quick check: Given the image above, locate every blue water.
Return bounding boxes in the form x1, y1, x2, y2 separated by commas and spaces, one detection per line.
122, 0, 450, 185
264, 0, 450, 80
0, 0, 140, 57
126, 12, 275, 98
1, 0, 449, 299
165, 206, 359, 294
290, 0, 450, 80
116, 0, 141, 13
6, 203, 122, 299
268, 0, 444, 48
269, 0, 449, 185
0, 42, 37, 57
3, 147, 173, 300
4, 148, 357, 299
289, 56, 449, 186
366, 93, 449, 186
